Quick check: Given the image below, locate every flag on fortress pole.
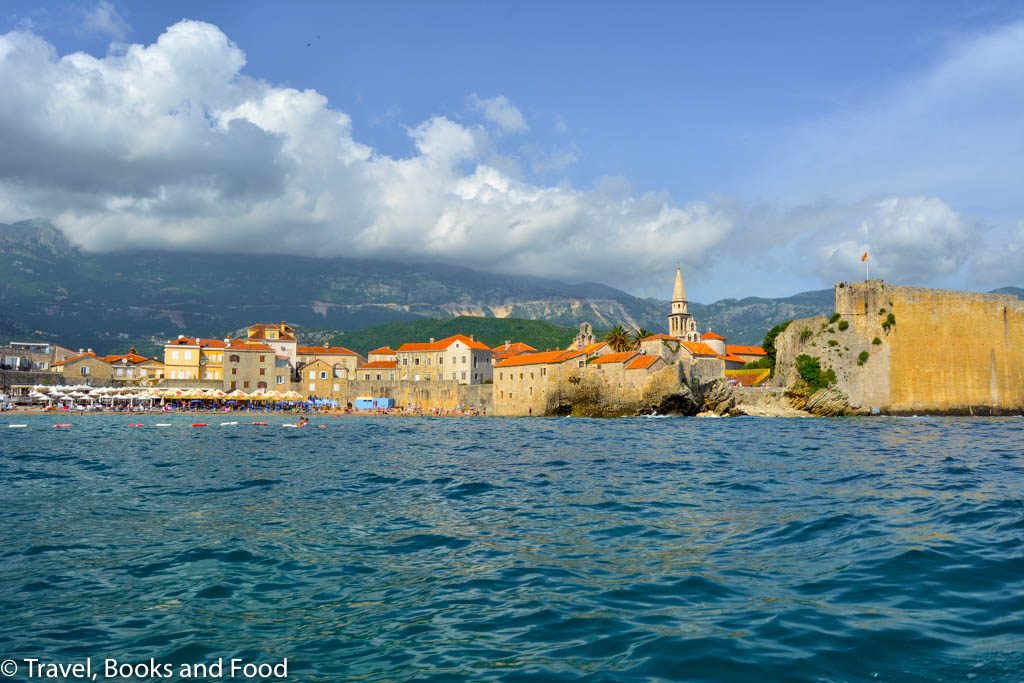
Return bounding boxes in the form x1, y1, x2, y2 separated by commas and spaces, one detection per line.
862, 251, 869, 280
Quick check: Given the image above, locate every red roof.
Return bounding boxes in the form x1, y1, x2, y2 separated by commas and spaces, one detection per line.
491, 342, 537, 353
590, 351, 639, 365
639, 334, 681, 342
359, 360, 398, 369
227, 339, 273, 352
722, 354, 747, 364
53, 351, 96, 366
297, 345, 359, 356
368, 346, 397, 356
681, 341, 720, 357
247, 323, 296, 342
727, 344, 767, 357
165, 337, 226, 348
101, 352, 155, 365
495, 349, 584, 368
626, 355, 661, 370
701, 330, 726, 341
580, 341, 608, 354
396, 334, 491, 353
725, 369, 771, 387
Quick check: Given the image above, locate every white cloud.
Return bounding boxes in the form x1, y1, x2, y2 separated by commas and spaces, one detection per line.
791, 196, 974, 284
0, 21, 732, 292
83, 1, 129, 40
468, 94, 529, 134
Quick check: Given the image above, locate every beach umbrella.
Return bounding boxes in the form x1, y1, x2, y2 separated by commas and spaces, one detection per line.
227, 389, 249, 400
209, 389, 226, 399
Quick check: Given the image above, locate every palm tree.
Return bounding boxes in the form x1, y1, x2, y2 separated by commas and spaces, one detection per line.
632, 328, 653, 349
605, 325, 632, 352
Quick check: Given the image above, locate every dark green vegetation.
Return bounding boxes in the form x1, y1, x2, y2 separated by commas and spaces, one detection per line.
858, 350, 870, 366
743, 320, 791, 374
829, 313, 841, 324
795, 354, 836, 392
872, 337, 882, 345
332, 316, 577, 356
837, 320, 849, 331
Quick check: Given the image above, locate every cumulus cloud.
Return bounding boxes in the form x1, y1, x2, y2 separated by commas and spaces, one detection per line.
468, 94, 529, 134
0, 21, 732, 290
82, 1, 129, 40
789, 196, 975, 284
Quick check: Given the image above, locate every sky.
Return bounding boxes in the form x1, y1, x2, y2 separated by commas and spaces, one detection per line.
1, 1, 1022, 302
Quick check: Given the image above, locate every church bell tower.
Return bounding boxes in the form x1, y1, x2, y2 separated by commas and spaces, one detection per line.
667, 266, 698, 341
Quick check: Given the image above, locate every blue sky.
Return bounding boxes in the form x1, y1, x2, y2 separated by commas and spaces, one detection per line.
1, 1, 1022, 301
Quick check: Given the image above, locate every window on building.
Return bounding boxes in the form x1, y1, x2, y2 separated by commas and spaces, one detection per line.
529, 386, 533, 396
500, 391, 504, 398
519, 372, 524, 380
541, 368, 546, 376
230, 381, 236, 390
259, 355, 265, 362
257, 381, 267, 389
473, 357, 478, 367
243, 381, 250, 388
80, 366, 90, 376
414, 358, 420, 365
276, 376, 284, 385
229, 355, 240, 363
259, 368, 266, 376
309, 370, 315, 379
389, 373, 395, 380
439, 357, 444, 365
333, 383, 340, 391
530, 372, 534, 379
376, 373, 382, 380
319, 371, 327, 379
231, 368, 237, 375
364, 373, 370, 380
309, 383, 315, 391
402, 358, 408, 365
462, 355, 467, 364
184, 350, 192, 360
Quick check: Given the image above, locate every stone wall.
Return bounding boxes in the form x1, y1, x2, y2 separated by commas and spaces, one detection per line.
776, 281, 1024, 414
327, 379, 493, 413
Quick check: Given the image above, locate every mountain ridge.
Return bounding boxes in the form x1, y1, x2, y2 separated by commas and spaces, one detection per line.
1, 220, 1019, 352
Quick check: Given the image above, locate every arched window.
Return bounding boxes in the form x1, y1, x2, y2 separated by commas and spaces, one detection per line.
229, 354, 240, 363
257, 381, 268, 389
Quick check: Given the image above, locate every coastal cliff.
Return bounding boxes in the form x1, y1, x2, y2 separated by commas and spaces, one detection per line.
774, 281, 1024, 415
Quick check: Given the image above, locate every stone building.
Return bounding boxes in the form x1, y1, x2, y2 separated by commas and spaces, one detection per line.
0, 341, 75, 371
163, 337, 227, 381
247, 322, 298, 364
357, 360, 398, 382
223, 339, 280, 392
493, 349, 589, 416
297, 345, 364, 379
367, 346, 397, 363
395, 334, 493, 385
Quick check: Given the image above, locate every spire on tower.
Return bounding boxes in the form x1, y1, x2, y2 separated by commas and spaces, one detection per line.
672, 266, 687, 302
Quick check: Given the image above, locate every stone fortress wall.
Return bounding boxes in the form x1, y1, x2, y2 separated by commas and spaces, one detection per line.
776, 281, 1024, 414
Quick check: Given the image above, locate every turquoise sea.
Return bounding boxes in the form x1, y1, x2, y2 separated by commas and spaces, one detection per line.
1, 415, 1022, 682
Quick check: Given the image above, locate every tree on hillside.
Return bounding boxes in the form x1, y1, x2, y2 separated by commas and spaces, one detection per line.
632, 328, 653, 348
760, 320, 792, 374
605, 325, 632, 352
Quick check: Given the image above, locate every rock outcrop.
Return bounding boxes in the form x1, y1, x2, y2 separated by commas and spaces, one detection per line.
802, 387, 868, 417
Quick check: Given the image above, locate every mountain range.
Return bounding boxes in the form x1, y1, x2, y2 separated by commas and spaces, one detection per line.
1, 220, 1018, 353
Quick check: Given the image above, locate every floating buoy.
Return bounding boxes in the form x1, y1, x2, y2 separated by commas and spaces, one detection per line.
128, 423, 144, 427
252, 421, 268, 426
219, 421, 238, 426
7, 424, 28, 428
53, 424, 72, 429
191, 423, 208, 428
318, 424, 326, 429
155, 423, 172, 427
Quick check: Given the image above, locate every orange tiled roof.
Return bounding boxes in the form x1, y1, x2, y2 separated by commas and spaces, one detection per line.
681, 341, 720, 357
495, 349, 584, 368
165, 337, 226, 348
639, 334, 680, 342
101, 352, 156, 365
727, 344, 767, 357
491, 342, 537, 353
53, 351, 96, 366
297, 345, 359, 356
396, 334, 492, 353
367, 346, 397, 356
227, 339, 273, 352
247, 323, 296, 342
359, 360, 398, 369
590, 351, 639, 365
722, 354, 747, 364
626, 355, 661, 370
701, 330, 726, 341
580, 341, 608, 354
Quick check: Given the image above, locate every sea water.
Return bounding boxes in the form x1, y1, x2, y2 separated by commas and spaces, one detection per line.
0, 415, 1022, 681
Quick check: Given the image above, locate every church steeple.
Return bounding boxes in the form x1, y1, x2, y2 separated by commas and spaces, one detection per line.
672, 266, 687, 312
667, 265, 697, 341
